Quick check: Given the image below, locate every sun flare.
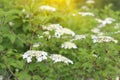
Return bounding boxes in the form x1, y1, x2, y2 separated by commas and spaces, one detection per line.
44, 0, 75, 9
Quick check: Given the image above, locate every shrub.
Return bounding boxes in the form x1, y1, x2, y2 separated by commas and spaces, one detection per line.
0, 0, 120, 80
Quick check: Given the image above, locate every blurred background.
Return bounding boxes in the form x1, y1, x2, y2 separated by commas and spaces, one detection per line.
0, 0, 120, 10
75, 0, 120, 10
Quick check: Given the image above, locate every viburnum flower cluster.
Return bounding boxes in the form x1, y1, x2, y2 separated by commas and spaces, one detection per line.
22, 50, 48, 63
49, 54, 73, 64
86, 0, 95, 4
61, 42, 77, 49
42, 24, 75, 38
78, 12, 95, 16
22, 50, 73, 64
40, 5, 56, 12
91, 35, 118, 43
72, 12, 95, 17
91, 17, 117, 36
71, 34, 87, 41
96, 17, 115, 28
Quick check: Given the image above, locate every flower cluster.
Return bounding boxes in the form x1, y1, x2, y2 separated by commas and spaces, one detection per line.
114, 30, 120, 34
91, 27, 104, 35
42, 24, 75, 38
91, 17, 116, 35
96, 17, 115, 28
54, 28, 75, 38
22, 50, 74, 64
22, 50, 48, 63
72, 12, 95, 17
61, 42, 77, 49
86, 0, 95, 4
81, 6, 89, 10
49, 54, 73, 64
91, 28, 101, 34
42, 24, 62, 31
9, 22, 14, 26
0, 75, 3, 80
91, 35, 118, 43
33, 43, 41, 48
71, 34, 87, 41
40, 5, 56, 12
78, 12, 95, 16
114, 23, 120, 29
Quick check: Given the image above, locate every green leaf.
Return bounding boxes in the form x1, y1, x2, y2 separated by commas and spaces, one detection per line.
17, 71, 31, 80
32, 75, 42, 80
8, 33, 16, 43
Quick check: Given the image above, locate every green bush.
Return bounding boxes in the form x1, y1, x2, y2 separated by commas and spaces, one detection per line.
0, 0, 120, 80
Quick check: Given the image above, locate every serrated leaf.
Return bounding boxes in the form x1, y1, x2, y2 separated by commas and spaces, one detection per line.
17, 72, 31, 80
32, 75, 42, 80
8, 33, 16, 43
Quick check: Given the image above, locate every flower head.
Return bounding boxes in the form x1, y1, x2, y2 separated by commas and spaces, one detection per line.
42, 24, 63, 31
78, 12, 95, 16
40, 5, 56, 12
61, 42, 77, 49
91, 28, 101, 34
91, 35, 118, 43
81, 6, 89, 10
9, 22, 14, 26
71, 34, 87, 41
49, 54, 73, 64
55, 28, 75, 38
22, 50, 48, 63
97, 17, 115, 28
33, 43, 40, 48
86, 0, 95, 4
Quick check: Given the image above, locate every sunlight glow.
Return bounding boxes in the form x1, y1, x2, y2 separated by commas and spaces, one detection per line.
44, 0, 75, 10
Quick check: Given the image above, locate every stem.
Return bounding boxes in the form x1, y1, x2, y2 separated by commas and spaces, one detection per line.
4, 60, 18, 80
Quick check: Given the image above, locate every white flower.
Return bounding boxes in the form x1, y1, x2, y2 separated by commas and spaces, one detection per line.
42, 24, 75, 38
102, 18, 115, 25
43, 31, 50, 35
27, 57, 32, 63
97, 17, 115, 28
97, 32, 104, 36
114, 23, 120, 29
91, 35, 118, 43
81, 6, 89, 10
93, 54, 98, 58
61, 42, 77, 49
0, 75, 3, 80
49, 54, 73, 64
25, 14, 30, 18
71, 34, 87, 41
55, 28, 75, 38
61, 28, 75, 36
22, 50, 48, 63
116, 76, 119, 80
114, 30, 120, 34
22, 9, 26, 13
9, 22, 14, 26
15, 69, 19, 72
91, 28, 101, 34
95, 18, 103, 23
42, 24, 63, 31
43, 31, 51, 39
22, 52, 29, 59
40, 5, 56, 12
72, 13, 76, 16
86, 0, 95, 4
38, 35, 44, 38
78, 12, 95, 16
33, 43, 40, 47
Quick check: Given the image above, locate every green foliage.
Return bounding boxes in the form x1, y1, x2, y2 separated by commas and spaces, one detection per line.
0, 0, 120, 80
